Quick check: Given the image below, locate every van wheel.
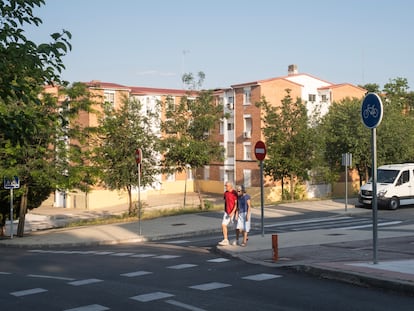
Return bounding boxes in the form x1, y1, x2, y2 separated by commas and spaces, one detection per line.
389, 197, 399, 210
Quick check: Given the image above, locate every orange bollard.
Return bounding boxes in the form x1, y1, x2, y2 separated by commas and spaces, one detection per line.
272, 234, 278, 261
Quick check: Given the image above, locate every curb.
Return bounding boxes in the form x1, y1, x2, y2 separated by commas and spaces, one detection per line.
289, 265, 414, 296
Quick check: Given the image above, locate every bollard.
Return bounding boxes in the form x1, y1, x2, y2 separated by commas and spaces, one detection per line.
272, 234, 278, 261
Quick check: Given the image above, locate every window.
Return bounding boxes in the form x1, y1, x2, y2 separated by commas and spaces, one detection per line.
244, 88, 251, 105
227, 122, 234, 131
104, 91, 115, 108
219, 121, 224, 135
244, 143, 252, 160
166, 96, 175, 111
398, 170, 410, 185
227, 142, 234, 157
308, 94, 316, 102
204, 166, 210, 180
243, 115, 252, 138
321, 94, 327, 102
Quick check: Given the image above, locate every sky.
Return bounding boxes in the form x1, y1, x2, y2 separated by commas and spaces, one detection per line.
24, 0, 414, 90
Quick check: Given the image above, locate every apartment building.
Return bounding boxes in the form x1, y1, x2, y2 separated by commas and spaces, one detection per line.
50, 65, 366, 208
197, 65, 366, 198
51, 81, 195, 209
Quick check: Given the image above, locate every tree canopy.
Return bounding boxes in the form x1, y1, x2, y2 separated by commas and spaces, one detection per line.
160, 72, 224, 207
257, 89, 315, 200
0, 0, 78, 235
319, 77, 414, 186
92, 96, 161, 215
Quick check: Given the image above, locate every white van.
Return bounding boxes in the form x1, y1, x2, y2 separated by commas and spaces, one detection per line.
358, 163, 414, 210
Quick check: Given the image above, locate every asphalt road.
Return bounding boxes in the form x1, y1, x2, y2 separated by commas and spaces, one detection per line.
1, 242, 413, 311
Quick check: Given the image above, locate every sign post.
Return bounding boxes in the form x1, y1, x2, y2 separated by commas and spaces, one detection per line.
254, 141, 266, 237
361, 93, 383, 264
341, 153, 352, 212
135, 148, 142, 235
4, 176, 20, 239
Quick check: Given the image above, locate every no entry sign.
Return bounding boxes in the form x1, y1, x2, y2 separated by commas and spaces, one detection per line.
254, 141, 266, 161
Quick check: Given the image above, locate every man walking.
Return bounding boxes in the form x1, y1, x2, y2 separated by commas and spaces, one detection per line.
218, 181, 238, 246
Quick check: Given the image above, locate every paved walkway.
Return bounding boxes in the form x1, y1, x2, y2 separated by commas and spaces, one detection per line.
1, 194, 413, 295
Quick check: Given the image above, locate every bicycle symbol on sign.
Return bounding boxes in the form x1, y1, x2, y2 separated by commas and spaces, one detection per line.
363, 104, 379, 119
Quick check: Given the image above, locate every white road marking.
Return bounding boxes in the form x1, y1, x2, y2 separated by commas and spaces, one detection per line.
338, 220, 402, 230
120, 271, 153, 277
165, 299, 207, 311
130, 253, 156, 258
0, 271, 12, 275
27, 274, 75, 281
63, 304, 109, 311
10, 288, 47, 297
167, 264, 197, 270
242, 273, 282, 281
130, 291, 174, 302
264, 216, 352, 228
68, 279, 103, 286
110, 252, 135, 256
207, 258, 230, 263
154, 255, 181, 259
189, 282, 231, 291
93, 251, 115, 255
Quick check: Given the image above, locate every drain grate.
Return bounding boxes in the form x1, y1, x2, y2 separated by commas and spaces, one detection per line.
171, 223, 186, 226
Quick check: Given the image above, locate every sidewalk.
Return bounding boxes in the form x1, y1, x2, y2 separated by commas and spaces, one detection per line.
1, 195, 413, 295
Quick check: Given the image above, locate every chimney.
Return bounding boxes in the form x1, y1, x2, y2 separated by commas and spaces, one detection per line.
288, 64, 298, 75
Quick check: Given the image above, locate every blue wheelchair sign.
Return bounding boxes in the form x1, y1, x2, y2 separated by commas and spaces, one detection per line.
361, 93, 383, 128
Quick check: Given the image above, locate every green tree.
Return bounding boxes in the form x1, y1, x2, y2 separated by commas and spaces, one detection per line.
0, 0, 84, 236
0, 0, 71, 103
257, 89, 314, 200
53, 83, 99, 208
160, 72, 224, 208
92, 96, 161, 215
320, 78, 414, 187
319, 97, 371, 186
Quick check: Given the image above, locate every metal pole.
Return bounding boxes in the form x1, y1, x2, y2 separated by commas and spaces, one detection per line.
372, 128, 378, 264
345, 155, 348, 212
10, 188, 13, 239
183, 167, 187, 208
137, 163, 141, 236
260, 160, 264, 237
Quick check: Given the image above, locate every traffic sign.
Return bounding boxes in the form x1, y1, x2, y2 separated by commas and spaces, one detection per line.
361, 93, 383, 128
135, 148, 142, 164
254, 141, 266, 161
4, 176, 20, 189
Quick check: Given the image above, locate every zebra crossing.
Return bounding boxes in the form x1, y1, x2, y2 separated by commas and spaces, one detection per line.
264, 216, 402, 233
2, 249, 283, 311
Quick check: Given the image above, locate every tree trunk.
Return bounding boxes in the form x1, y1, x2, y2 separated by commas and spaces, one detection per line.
17, 184, 28, 237
127, 185, 133, 216
194, 171, 204, 210
290, 173, 294, 201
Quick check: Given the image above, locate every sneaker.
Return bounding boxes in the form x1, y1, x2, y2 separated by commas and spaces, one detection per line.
232, 240, 239, 246
241, 243, 246, 247
218, 239, 229, 246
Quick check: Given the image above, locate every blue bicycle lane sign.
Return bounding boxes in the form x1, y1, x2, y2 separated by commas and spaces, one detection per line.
361, 93, 383, 128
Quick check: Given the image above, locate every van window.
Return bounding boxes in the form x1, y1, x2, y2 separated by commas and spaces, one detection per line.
376, 169, 399, 183
397, 170, 410, 185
